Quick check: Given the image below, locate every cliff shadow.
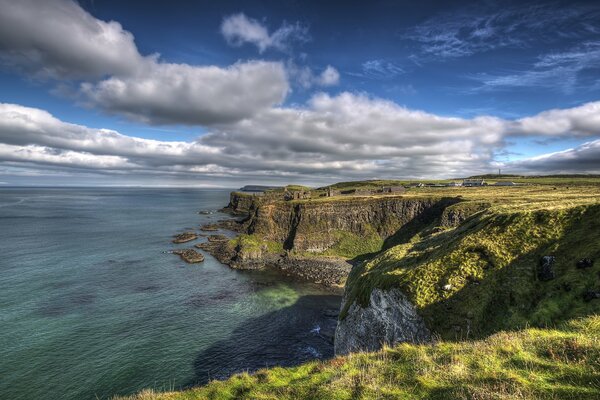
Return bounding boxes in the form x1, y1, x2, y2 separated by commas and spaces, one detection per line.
187, 294, 341, 387
350, 198, 461, 264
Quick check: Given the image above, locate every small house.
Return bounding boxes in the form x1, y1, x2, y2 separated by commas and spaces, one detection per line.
462, 179, 486, 187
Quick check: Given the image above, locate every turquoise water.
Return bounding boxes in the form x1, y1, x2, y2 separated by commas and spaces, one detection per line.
0, 188, 341, 399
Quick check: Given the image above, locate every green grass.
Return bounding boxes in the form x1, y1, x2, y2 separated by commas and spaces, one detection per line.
341, 203, 600, 338
120, 178, 600, 400
117, 316, 600, 400
230, 234, 284, 257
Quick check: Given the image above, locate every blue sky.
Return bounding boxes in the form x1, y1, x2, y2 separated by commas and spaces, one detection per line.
0, 0, 599, 186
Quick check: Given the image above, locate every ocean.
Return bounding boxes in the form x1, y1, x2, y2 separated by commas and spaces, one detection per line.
0, 188, 341, 399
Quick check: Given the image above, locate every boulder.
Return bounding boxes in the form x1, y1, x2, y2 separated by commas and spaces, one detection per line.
172, 232, 198, 243
538, 256, 555, 281
173, 249, 205, 263
583, 290, 600, 302
576, 258, 594, 269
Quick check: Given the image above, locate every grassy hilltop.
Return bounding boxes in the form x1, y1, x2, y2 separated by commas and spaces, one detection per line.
120, 176, 600, 400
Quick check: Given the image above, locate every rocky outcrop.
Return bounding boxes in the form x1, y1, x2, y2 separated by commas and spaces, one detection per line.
245, 196, 460, 253
173, 249, 205, 263
172, 232, 198, 243
334, 288, 431, 355
221, 192, 260, 215
275, 256, 352, 286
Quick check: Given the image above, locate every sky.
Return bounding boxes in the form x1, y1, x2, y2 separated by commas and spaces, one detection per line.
0, 0, 599, 187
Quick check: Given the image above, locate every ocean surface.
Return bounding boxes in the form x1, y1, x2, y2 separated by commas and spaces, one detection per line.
0, 188, 341, 400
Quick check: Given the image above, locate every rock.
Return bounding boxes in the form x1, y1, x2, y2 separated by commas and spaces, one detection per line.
334, 288, 431, 355
583, 289, 600, 302
198, 210, 213, 215
538, 256, 555, 281
442, 284, 453, 291
172, 232, 198, 243
173, 249, 205, 263
576, 258, 594, 269
199, 224, 219, 232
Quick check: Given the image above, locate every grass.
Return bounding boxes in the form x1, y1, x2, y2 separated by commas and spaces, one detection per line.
341, 203, 600, 338
116, 316, 600, 400
120, 177, 600, 399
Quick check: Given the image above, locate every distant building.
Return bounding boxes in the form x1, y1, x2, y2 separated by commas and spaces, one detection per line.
446, 182, 462, 187
326, 187, 341, 197
408, 182, 424, 188
494, 181, 516, 186
463, 179, 486, 187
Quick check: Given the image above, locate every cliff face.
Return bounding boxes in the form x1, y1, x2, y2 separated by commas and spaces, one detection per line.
244, 196, 460, 256
222, 192, 261, 215
335, 288, 431, 355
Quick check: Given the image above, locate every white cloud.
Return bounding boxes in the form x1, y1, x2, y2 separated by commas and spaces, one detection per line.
287, 62, 340, 88
1, 95, 600, 184
469, 41, 600, 94
507, 139, 600, 174
350, 60, 405, 80
0, 0, 291, 125
513, 102, 600, 136
80, 60, 289, 125
0, 0, 144, 79
317, 66, 340, 86
221, 13, 309, 53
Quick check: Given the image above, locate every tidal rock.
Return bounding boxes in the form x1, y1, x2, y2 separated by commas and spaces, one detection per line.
199, 223, 219, 232
583, 289, 600, 302
576, 258, 594, 269
172, 232, 198, 243
173, 249, 205, 263
538, 256, 555, 281
198, 210, 213, 215
334, 288, 431, 355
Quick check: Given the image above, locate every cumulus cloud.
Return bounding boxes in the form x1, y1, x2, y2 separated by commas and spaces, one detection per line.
80, 60, 289, 125
286, 62, 340, 88
221, 13, 309, 53
0, 0, 144, 79
512, 101, 600, 136
507, 140, 600, 174
1, 95, 600, 185
0, 0, 290, 125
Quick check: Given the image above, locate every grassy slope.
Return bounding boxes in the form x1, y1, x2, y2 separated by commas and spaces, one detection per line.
119, 316, 600, 400
120, 180, 600, 400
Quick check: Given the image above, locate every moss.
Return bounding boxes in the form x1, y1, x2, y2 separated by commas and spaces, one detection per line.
231, 234, 284, 256
117, 315, 600, 400
340, 204, 600, 339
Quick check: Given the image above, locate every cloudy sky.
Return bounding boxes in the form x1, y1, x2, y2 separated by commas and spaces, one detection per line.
0, 0, 599, 187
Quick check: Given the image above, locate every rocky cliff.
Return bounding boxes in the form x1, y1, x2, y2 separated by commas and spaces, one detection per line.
334, 288, 431, 355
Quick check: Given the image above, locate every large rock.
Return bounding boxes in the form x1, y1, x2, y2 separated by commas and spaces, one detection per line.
172, 232, 198, 243
173, 249, 205, 263
334, 288, 431, 355
538, 256, 556, 281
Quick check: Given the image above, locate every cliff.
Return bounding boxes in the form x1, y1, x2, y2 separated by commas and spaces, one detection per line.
208, 192, 467, 286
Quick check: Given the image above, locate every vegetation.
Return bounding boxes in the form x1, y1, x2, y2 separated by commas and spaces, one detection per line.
123, 177, 600, 399
117, 316, 600, 400
341, 203, 600, 339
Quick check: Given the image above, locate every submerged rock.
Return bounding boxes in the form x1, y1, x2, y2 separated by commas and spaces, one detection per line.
334, 288, 431, 355
538, 256, 556, 281
172, 232, 198, 243
173, 249, 205, 263
199, 223, 219, 232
